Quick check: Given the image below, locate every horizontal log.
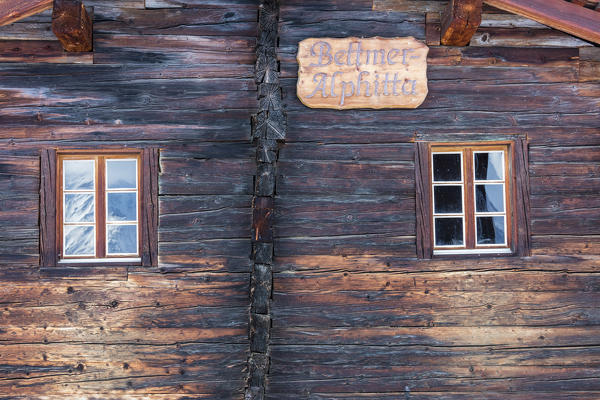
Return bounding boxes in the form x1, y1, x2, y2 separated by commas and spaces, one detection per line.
272, 290, 600, 327
273, 270, 600, 293
279, 143, 414, 162
93, 34, 255, 65
274, 254, 600, 273
0, 121, 252, 143
532, 235, 600, 256
271, 325, 600, 347
94, 6, 257, 36
0, 326, 247, 345
145, 0, 257, 8
276, 234, 416, 257
0, 40, 93, 64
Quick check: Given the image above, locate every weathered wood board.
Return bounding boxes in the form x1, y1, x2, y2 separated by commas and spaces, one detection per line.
296, 36, 429, 109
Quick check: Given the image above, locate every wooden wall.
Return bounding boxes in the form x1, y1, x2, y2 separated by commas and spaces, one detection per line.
0, 0, 599, 398
0, 0, 257, 397
271, 0, 600, 398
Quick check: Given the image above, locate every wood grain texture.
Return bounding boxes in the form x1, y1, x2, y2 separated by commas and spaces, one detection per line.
51, 0, 93, 52
485, 0, 600, 44
441, 0, 482, 46
415, 142, 432, 259
0, 0, 52, 26
39, 148, 57, 268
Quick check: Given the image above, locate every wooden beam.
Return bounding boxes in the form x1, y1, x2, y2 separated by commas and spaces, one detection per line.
51, 0, 92, 52
0, 0, 52, 26
441, 0, 483, 46
485, 0, 600, 44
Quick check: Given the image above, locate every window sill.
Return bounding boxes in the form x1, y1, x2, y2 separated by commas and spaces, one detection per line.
58, 257, 141, 264
433, 248, 512, 256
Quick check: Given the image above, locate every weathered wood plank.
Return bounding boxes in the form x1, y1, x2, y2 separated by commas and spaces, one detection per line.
272, 290, 600, 327
0, 0, 52, 26
94, 6, 257, 36
273, 270, 600, 293
0, 40, 93, 64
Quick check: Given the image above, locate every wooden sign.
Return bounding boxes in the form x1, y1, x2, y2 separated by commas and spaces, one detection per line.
297, 37, 429, 109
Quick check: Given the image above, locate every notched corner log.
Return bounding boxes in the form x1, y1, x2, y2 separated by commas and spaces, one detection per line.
52, 0, 92, 52
253, 242, 273, 264
441, 0, 482, 46
250, 313, 271, 353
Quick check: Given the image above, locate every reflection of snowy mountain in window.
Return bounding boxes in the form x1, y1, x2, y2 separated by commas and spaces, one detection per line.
64, 226, 94, 256
107, 160, 137, 189
64, 160, 94, 190
65, 193, 95, 222
107, 225, 137, 254
107, 192, 136, 221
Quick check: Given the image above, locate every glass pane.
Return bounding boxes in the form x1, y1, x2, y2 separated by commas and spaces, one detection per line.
476, 184, 505, 212
64, 225, 95, 256
107, 159, 137, 189
64, 193, 94, 223
107, 225, 138, 255
434, 218, 464, 246
433, 153, 461, 182
477, 216, 505, 245
64, 160, 94, 190
434, 185, 463, 214
475, 152, 504, 181
107, 192, 137, 222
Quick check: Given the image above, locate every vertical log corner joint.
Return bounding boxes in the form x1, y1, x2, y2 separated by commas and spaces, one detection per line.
247, 0, 285, 398
441, 0, 483, 46
51, 0, 92, 52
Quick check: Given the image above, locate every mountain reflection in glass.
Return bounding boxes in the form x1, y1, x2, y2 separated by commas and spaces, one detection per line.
433, 153, 461, 181
64, 225, 95, 256
477, 216, 505, 245
435, 218, 463, 246
475, 152, 504, 181
107, 160, 137, 189
476, 184, 504, 212
107, 192, 137, 221
434, 186, 462, 213
107, 225, 137, 254
64, 193, 94, 223
64, 160, 94, 190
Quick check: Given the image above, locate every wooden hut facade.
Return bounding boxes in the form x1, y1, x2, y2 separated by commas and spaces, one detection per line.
0, 0, 599, 398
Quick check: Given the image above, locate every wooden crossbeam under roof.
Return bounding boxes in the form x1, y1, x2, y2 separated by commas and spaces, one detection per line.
0, 0, 92, 52
440, 0, 600, 46
485, 0, 600, 44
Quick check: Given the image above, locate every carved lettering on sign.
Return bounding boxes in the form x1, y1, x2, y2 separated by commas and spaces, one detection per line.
297, 37, 429, 109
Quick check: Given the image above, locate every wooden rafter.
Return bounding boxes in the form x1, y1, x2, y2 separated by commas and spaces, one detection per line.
441, 0, 483, 46
485, 0, 600, 44
0, 0, 52, 26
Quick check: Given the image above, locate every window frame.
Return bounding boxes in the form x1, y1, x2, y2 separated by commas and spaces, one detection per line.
57, 150, 143, 263
40, 147, 159, 268
415, 139, 530, 259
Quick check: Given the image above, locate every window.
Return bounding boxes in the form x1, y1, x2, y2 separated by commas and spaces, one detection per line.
59, 153, 141, 262
415, 140, 531, 258
40, 148, 159, 267
431, 145, 511, 255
